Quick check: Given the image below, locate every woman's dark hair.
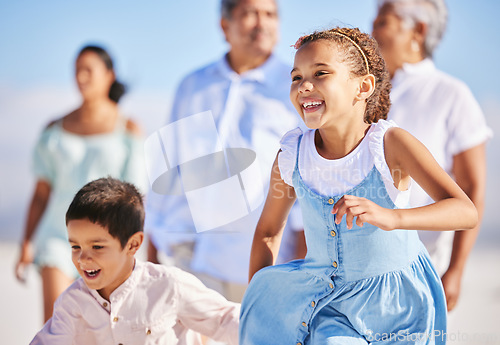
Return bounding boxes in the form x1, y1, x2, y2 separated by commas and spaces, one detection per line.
78, 45, 126, 103
66, 177, 144, 248
294, 27, 392, 123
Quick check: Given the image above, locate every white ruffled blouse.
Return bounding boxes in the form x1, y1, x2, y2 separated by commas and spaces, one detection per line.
277, 119, 410, 208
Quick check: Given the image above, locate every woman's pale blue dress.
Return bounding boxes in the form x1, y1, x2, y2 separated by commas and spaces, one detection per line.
240, 121, 447, 344
32, 118, 147, 277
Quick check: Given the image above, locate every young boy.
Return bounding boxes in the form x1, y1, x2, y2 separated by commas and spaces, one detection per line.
30, 177, 240, 345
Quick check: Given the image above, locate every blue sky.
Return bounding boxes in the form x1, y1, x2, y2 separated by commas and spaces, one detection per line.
1, 0, 499, 103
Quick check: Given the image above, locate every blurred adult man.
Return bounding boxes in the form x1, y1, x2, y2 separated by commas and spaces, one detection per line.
146, 0, 303, 303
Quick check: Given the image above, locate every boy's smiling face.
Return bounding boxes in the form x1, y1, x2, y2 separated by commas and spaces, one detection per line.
68, 218, 143, 301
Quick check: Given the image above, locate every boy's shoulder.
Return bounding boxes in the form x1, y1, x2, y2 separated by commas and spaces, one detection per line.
136, 261, 194, 284
136, 261, 207, 293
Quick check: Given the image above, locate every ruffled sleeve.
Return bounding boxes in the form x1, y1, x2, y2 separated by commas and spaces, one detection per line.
32, 125, 57, 184
368, 119, 411, 208
277, 127, 302, 186
367, 119, 398, 183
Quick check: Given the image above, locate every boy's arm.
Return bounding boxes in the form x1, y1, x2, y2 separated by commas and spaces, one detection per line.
174, 269, 240, 345
30, 295, 77, 345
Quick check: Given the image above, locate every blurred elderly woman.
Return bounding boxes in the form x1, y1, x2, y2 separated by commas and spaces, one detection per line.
372, 0, 492, 312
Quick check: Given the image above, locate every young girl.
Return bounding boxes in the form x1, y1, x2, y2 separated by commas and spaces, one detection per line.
15, 45, 147, 322
240, 28, 477, 344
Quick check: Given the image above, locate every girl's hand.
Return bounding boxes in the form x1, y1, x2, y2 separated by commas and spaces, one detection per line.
15, 241, 34, 283
332, 195, 398, 231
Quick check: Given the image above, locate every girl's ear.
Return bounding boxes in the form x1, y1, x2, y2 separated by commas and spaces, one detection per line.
356, 74, 376, 101
126, 232, 144, 256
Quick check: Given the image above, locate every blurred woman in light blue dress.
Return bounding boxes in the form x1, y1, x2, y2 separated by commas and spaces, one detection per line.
15, 45, 147, 322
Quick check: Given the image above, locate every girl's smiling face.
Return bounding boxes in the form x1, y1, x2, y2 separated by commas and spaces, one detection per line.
290, 40, 363, 129
68, 218, 142, 301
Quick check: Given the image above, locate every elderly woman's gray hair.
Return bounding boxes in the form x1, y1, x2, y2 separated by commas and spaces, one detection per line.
378, 0, 448, 57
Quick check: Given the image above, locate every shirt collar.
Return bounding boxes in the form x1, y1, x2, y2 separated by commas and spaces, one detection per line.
397, 58, 435, 75
392, 58, 436, 85
215, 53, 280, 85
88, 259, 142, 304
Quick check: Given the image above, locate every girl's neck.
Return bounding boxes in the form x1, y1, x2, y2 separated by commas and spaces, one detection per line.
315, 120, 370, 160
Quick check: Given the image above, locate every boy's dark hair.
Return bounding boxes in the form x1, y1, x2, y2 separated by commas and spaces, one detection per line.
66, 177, 144, 248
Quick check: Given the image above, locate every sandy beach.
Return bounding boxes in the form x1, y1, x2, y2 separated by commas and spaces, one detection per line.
1, 235, 499, 344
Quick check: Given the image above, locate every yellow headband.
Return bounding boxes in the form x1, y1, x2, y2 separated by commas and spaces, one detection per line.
331, 31, 370, 74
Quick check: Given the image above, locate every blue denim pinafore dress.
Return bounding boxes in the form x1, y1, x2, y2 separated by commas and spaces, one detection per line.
240, 133, 447, 345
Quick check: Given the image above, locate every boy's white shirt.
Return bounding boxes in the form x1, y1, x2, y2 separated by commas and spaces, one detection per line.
30, 260, 240, 345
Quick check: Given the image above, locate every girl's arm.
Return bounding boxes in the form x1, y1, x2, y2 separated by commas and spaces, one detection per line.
249, 153, 297, 281
15, 179, 51, 282
334, 128, 478, 231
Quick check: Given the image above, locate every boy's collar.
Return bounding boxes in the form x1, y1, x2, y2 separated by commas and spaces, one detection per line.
88, 259, 142, 304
